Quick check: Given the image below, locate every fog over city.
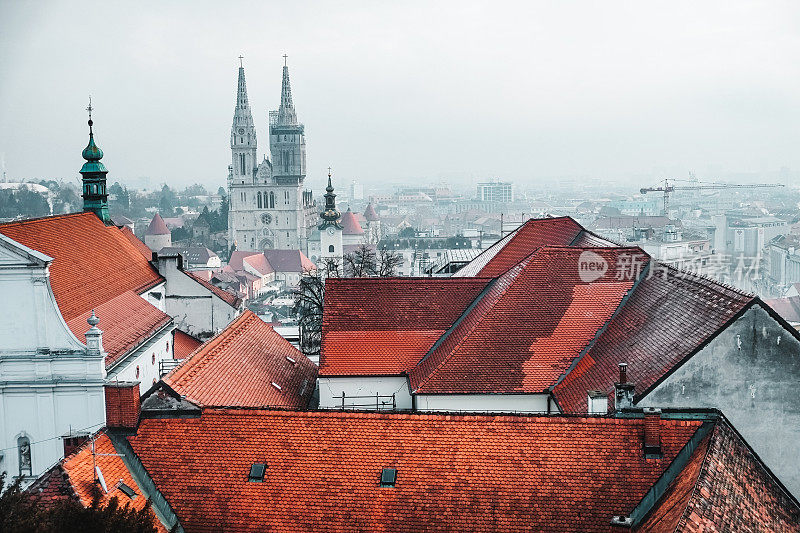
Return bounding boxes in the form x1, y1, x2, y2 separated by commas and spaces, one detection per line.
1, 1, 799, 192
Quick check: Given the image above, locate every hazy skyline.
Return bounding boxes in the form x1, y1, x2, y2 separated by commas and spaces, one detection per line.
1, 1, 799, 193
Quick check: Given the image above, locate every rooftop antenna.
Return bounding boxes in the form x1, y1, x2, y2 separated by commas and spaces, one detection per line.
90, 431, 124, 492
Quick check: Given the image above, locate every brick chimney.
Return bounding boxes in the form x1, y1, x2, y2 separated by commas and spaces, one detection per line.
105, 382, 141, 429
643, 407, 662, 458
614, 362, 635, 411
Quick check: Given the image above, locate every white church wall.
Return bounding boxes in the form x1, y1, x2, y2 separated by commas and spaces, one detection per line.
0, 234, 105, 484
106, 324, 174, 394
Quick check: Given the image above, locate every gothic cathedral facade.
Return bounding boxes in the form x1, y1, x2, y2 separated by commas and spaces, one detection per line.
228, 60, 315, 252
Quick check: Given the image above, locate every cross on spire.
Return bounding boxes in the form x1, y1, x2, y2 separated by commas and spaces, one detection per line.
283, 54, 288, 66
238, 55, 244, 68
86, 96, 94, 132
328, 166, 332, 178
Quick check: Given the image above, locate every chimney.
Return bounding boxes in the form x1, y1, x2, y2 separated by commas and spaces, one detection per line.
614, 362, 635, 411
104, 382, 141, 429
643, 407, 662, 458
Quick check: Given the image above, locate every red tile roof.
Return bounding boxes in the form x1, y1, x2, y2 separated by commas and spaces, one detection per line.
764, 295, 800, 323
454, 216, 588, 277
67, 290, 172, 369
341, 209, 365, 235
0, 212, 164, 321
553, 263, 754, 413
119, 225, 154, 260
186, 271, 241, 308
228, 250, 260, 271
164, 310, 317, 408
411, 247, 640, 393
145, 213, 170, 236
363, 203, 379, 221
320, 277, 492, 375
243, 253, 274, 276
635, 420, 800, 532
263, 249, 316, 273
37, 432, 167, 532
126, 409, 703, 533
173, 329, 203, 360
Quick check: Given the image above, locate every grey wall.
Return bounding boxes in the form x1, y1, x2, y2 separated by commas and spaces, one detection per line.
641, 304, 800, 497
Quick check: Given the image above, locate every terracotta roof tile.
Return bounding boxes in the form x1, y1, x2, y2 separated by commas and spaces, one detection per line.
363, 203, 379, 221
0, 212, 164, 321
636, 420, 800, 532
454, 216, 589, 277
186, 271, 241, 308
126, 410, 703, 533
341, 209, 365, 235
58, 432, 167, 532
320, 277, 492, 376
164, 310, 317, 408
145, 213, 170, 236
411, 247, 640, 393
119, 225, 154, 261
263, 249, 316, 273
553, 263, 754, 413
173, 329, 203, 360
66, 290, 171, 369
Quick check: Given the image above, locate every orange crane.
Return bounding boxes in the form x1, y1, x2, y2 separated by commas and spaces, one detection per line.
640, 178, 784, 215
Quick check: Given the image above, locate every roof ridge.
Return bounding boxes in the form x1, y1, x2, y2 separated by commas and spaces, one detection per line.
411, 259, 529, 391
0, 211, 91, 228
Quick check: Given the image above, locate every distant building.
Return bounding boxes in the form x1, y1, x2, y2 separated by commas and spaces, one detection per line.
144, 212, 171, 251
476, 180, 514, 203
227, 59, 316, 252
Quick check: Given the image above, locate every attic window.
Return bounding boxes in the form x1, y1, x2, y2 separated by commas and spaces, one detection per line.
248, 463, 267, 482
117, 481, 137, 499
379, 468, 397, 487
271, 382, 282, 391
286, 356, 296, 365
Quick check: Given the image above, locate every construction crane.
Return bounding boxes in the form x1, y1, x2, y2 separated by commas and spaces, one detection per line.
640, 178, 785, 215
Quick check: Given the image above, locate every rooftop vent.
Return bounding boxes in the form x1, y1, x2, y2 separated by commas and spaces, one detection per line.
248, 463, 267, 482
271, 382, 282, 391
286, 356, 296, 365
380, 467, 397, 487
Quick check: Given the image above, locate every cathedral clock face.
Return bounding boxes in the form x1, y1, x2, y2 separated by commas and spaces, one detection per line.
261, 213, 272, 224
238, 127, 245, 134
327, 227, 335, 236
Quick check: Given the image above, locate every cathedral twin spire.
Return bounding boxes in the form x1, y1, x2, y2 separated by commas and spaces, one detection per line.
277, 55, 298, 126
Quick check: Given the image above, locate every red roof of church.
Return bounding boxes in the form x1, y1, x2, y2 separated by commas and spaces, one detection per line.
0, 212, 164, 322
164, 310, 317, 408
173, 329, 203, 360
262, 249, 316, 274
410, 247, 640, 394
455, 216, 613, 277
145, 213, 170, 236
341, 209, 365, 235
363, 203, 379, 221
243, 253, 274, 276
228, 250, 260, 271
67, 290, 172, 369
320, 277, 492, 375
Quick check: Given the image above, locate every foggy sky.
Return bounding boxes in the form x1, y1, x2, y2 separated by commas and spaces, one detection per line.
1, 1, 799, 193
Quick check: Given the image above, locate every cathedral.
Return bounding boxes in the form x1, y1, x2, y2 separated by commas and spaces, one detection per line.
227, 58, 317, 252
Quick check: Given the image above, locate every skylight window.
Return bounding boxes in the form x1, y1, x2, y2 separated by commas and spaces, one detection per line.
117, 481, 137, 499
379, 468, 397, 487
286, 356, 296, 365
248, 463, 267, 482
271, 382, 282, 391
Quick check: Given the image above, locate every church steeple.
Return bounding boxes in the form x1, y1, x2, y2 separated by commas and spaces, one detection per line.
230, 56, 258, 184
277, 55, 298, 126
319, 169, 342, 230
80, 99, 110, 224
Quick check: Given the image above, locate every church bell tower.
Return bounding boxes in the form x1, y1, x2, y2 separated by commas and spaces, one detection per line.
80, 99, 110, 225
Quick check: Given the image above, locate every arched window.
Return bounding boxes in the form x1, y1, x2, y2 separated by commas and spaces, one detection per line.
18, 436, 31, 477
240, 153, 246, 174
257, 192, 262, 208
328, 245, 335, 253
269, 191, 275, 208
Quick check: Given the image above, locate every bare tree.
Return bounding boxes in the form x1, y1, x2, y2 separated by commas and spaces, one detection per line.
294, 246, 404, 355
377, 248, 403, 277
343, 244, 377, 277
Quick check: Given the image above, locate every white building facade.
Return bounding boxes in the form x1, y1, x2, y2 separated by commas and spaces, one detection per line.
228, 60, 316, 252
